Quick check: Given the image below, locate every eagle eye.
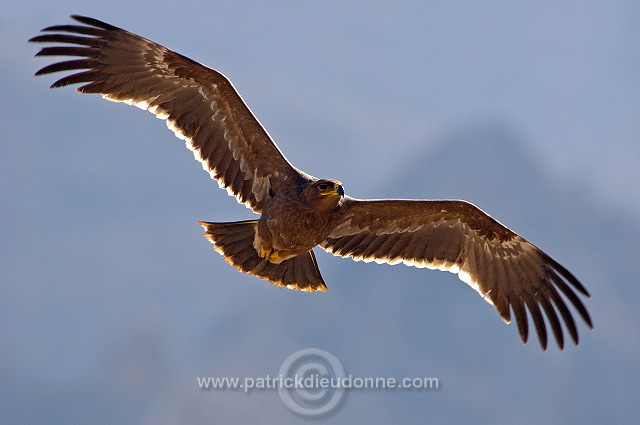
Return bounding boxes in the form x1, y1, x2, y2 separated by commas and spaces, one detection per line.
318, 183, 329, 191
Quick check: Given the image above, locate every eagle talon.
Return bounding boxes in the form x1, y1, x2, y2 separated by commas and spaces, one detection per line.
29, 15, 593, 350
268, 250, 285, 264
258, 247, 272, 259
257, 246, 284, 263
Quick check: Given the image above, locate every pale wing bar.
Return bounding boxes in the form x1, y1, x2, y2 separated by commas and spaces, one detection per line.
30, 15, 300, 212
321, 199, 592, 350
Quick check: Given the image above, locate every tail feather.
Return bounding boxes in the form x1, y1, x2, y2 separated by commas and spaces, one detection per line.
199, 220, 327, 292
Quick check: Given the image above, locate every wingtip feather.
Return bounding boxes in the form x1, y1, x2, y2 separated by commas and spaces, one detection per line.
70, 15, 120, 31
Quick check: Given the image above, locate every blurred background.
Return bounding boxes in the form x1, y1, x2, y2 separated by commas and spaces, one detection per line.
2, 1, 639, 423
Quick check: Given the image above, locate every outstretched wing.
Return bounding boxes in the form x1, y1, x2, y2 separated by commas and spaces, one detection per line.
321, 198, 592, 350
30, 15, 304, 212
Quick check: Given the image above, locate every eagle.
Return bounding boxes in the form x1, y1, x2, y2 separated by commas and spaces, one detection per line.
30, 15, 592, 350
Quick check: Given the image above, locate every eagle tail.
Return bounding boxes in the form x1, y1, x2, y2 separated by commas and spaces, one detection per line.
198, 220, 327, 292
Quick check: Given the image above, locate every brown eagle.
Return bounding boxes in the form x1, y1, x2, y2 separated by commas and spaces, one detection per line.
30, 15, 592, 350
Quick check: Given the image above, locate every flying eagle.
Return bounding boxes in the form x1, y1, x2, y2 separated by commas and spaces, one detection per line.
30, 15, 592, 350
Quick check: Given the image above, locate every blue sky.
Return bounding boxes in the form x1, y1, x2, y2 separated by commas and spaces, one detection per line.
2, 1, 639, 423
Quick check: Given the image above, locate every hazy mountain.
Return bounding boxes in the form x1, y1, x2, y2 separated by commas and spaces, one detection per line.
5, 122, 635, 424
3, 4, 639, 423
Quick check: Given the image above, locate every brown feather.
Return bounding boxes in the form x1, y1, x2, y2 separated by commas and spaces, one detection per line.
321, 198, 592, 349
526, 298, 548, 351
511, 298, 529, 344
199, 220, 327, 292
30, 16, 592, 350
30, 15, 302, 213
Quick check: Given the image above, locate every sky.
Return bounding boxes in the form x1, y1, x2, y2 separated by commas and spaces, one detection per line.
2, 1, 639, 424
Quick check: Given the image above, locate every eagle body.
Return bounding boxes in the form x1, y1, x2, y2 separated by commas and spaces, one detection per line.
30, 15, 593, 350
256, 178, 345, 263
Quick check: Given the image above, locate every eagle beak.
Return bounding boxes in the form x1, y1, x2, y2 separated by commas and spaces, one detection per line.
321, 183, 344, 196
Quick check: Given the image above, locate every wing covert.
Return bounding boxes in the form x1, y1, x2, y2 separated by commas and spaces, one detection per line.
322, 198, 592, 350
30, 15, 303, 212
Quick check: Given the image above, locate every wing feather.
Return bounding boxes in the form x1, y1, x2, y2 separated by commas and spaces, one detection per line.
510, 297, 529, 344
539, 295, 564, 349
30, 15, 304, 212
526, 298, 548, 351
321, 198, 592, 350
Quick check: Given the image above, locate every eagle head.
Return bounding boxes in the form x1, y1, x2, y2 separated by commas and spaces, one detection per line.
304, 179, 344, 208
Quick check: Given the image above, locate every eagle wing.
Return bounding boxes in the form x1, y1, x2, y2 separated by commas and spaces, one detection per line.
29, 15, 304, 213
321, 198, 592, 350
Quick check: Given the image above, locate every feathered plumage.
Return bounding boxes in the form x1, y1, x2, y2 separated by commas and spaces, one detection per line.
30, 15, 592, 350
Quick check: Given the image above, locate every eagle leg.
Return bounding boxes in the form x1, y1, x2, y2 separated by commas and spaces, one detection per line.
199, 220, 327, 292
